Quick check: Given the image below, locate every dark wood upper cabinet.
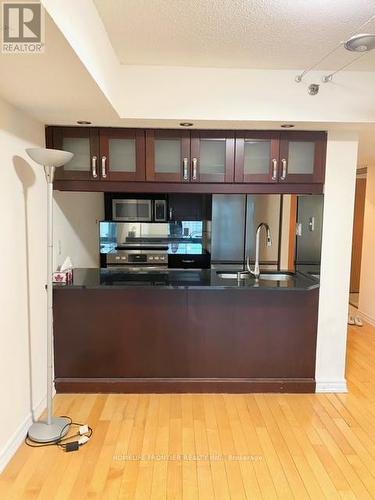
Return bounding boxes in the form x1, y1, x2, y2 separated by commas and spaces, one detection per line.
48, 126, 326, 190
235, 131, 280, 183
146, 130, 235, 183
51, 127, 99, 181
145, 130, 190, 182
235, 131, 326, 184
190, 131, 235, 183
99, 128, 145, 181
279, 131, 326, 184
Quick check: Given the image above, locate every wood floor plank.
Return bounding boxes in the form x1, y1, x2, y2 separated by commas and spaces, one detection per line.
181, 395, 198, 500
167, 395, 183, 500
213, 395, 247, 499
117, 395, 150, 500
223, 395, 262, 499
150, 395, 170, 500
255, 394, 309, 499
192, 396, 215, 500
203, 396, 231, 500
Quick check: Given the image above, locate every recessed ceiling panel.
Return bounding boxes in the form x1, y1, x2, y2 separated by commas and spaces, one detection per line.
94, 0, 375, 70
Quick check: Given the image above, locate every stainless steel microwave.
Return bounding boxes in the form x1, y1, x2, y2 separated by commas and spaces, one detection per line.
112, 199, 167, 222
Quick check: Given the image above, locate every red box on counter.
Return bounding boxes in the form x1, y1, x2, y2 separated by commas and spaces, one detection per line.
52, 269, 73, 285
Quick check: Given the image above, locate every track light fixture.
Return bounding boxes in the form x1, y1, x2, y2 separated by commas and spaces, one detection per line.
295, 14, 375, 87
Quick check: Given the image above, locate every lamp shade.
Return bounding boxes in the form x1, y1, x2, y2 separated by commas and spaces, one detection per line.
26, 147, 73, 167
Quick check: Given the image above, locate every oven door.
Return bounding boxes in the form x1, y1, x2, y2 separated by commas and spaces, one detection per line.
112, 199, 152, 222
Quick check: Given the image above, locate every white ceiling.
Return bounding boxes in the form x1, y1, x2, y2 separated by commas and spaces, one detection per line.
94, 0, 375, 70
0, 1, 374, 166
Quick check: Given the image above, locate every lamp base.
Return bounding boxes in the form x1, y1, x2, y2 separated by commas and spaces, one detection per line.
27, 417, 71, 443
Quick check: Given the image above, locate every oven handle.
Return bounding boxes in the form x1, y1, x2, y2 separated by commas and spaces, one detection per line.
106, 265, 168, 270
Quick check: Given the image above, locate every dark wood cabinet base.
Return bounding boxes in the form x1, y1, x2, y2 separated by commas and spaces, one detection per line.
55, 377, 315, 393
54, 287, 318, 394
53, 180, 323, 194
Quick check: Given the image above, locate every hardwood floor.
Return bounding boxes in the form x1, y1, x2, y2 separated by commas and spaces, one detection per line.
1, 322, 375, 499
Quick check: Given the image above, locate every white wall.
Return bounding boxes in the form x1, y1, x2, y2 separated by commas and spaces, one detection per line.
119, 66, 375, 123
315, 131, 358, 392
0, 97, 46, 471
358, 166, 375, 325
53, 191, 104, 269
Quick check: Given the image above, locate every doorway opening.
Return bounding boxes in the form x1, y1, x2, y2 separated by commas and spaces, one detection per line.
349, 167, 367, 314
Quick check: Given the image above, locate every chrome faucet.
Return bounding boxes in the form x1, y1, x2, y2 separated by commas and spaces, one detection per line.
246, 223, 272, 280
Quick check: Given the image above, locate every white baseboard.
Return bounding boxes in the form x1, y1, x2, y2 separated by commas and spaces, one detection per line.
0, 393, 49, 474
357, 310, 375, 327
315, 379, 348, 393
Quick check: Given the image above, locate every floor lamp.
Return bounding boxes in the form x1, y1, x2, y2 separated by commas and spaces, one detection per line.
25, 147, 73, 443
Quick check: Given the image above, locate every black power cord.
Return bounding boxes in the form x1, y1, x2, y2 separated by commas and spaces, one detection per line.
25, 416, 93, 452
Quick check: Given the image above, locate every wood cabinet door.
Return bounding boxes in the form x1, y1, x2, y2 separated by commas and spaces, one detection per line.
168, 194, 212, 221
99, 128, 145, 181
52, 127, 99, 180
279, 131, 326, 184
145, 130, 190, 182
190, 131, 235, 183
234, 131, 280, 183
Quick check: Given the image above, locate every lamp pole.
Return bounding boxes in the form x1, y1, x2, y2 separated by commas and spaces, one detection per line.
26, 148, 73, 443
45, 165, 55, 425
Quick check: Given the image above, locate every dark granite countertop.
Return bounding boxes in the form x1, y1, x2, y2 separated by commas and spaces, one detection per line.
54, 268, 319, 291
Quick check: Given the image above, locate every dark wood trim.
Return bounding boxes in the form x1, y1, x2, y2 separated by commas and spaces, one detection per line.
53, 180, 323, 194
357, 167, 367, 176
55, 377, 316, 394
350, 178, 367, 293
45, 126, 53, 149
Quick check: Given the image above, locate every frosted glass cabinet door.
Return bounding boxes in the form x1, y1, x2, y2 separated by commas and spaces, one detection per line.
146, 130, 190, 182
52, 127, 99, 180
100, 129, 145, 181
279, 132, 326, 183
190, 131, 235, 182
235, 132, 279, 182
155, 139, 182, 174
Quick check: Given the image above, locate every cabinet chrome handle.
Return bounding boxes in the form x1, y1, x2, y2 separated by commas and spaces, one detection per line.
91, 156, 98, 178
192, 157, 198, 180
280, 158, 287, 180
169, 208, 173, 220
183, 157, 188, 180
101, 156, 107, 178
271, 159, 278, 180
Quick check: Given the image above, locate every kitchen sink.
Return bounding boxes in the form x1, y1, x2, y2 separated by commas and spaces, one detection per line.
217, 271, 295, 282
258, 273, 294, 281
216, 272, 244, 279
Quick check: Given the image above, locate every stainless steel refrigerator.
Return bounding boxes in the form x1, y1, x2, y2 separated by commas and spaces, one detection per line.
295, 194, 323, 274
211, 194, 281, 268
